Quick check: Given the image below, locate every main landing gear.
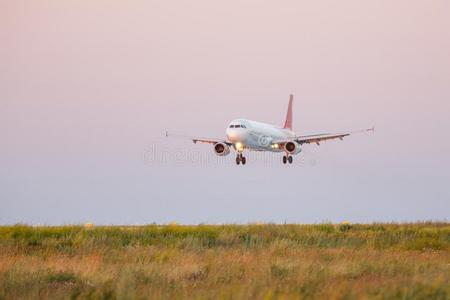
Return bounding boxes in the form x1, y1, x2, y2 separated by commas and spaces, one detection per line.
236, 153, 246, 165
283, 155, 293, 164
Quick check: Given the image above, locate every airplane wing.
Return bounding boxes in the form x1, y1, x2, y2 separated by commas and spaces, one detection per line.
296, 132, 350, 145
166, 132, 232, 146
273, 127, 374, 146
192, 137, 232, 145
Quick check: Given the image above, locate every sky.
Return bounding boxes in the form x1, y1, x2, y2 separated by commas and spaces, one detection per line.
1, 0, 449, 224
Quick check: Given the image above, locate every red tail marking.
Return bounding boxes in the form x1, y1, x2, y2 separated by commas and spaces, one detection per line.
283, 94, 294, 130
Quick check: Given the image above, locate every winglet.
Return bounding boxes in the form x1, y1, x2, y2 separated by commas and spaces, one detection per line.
283, 94, 294, 130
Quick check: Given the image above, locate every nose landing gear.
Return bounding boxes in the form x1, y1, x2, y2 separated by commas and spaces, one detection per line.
236, 153, 246, 165
283, 155, 293, 164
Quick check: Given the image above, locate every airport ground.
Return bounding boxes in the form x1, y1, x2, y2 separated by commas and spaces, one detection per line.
0, 223, 449, 299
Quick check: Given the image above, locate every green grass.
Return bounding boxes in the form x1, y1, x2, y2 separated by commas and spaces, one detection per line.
0, 223, 449, 299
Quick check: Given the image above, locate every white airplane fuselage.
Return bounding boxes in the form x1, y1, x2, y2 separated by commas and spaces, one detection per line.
226, 119, 297, 153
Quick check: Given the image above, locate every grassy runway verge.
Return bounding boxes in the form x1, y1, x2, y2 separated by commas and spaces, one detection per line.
0, 223, 449, 299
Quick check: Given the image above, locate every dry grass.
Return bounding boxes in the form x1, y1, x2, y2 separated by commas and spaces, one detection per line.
0, 223, 449, 299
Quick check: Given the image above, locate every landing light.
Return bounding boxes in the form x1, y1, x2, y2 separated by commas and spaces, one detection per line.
271, 144, 279, 149
235, 142, 244, 151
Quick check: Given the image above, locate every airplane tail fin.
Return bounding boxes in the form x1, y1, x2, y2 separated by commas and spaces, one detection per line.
283, 94, 294, 130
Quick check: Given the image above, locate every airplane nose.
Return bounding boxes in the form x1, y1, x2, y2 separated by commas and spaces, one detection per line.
226, 129, 248, 142
226, 129, 236, 141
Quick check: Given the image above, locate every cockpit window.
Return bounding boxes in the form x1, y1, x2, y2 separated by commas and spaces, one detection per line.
230, 124, 247, 128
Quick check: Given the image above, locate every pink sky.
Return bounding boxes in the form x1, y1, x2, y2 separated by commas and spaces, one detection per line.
1, 1, 449, 224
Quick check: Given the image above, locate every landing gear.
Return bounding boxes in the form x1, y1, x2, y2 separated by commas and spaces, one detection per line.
283, 155, 293, 164
236, 153, 246, 165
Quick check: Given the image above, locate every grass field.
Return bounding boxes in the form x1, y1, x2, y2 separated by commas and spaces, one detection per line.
0, 223, 449, 299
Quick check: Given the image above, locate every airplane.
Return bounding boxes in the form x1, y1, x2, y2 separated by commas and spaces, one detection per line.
167, 94, 373, 165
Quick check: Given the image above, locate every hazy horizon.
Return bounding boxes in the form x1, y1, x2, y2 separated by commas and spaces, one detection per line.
1, 1, 449, 225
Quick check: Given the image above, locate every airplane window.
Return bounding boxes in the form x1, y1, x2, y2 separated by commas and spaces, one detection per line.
230, 124, 247, 128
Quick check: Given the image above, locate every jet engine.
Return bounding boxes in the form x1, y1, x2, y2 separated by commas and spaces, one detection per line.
284, 141, 302, 155
214, 142, 231, 156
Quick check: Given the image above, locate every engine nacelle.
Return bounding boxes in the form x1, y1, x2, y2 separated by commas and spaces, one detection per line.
214, 142, 231, 156
284, 141, 302, 155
